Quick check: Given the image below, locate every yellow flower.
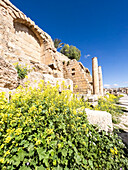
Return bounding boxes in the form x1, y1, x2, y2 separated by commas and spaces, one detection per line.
5, 136, 11, 143
73, 109, 77, 115
34, 138, 37, 141
4, 150, 10, 157
35, 140, 41, 145
114, 147, 118, 154
110, 148, 115, 155
6, 128, 15, 134
15, 143, 18, 147
25, 75, 28, 79
82, 124, 86, 128
83, 142, 86, 145
1, 144, 4, 149
15, 128, 22, 135
46, 129, 54, 135
58, 143, 62, 149
0, 158, 4, 163
85, 128, 89, 134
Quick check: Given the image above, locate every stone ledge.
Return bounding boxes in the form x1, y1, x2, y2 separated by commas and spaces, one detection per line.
85, 108, 113, 132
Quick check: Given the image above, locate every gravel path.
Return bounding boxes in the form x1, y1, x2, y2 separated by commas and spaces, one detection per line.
114, 95, 128, 146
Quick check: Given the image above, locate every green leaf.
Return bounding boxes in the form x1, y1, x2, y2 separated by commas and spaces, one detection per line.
37, 147, 46, 161
12, 155, 21, 167
17, 149, 26, 162
88, 160, 93, 169
74, 154, 81, 165
36, 165, 45, 170
68, 141, 72, 146
49, 149, 54, 157
83, 159, 87, 165
43, 158, 49, 167
24, 141, 29, 148
62, 149, 67, 157
19, 166, 31, 170
28, 143, 34, 152
68, 149, 73, 156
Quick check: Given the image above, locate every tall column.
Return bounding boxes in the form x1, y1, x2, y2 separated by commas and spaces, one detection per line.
92, 57, 99, 95
98, 66, 103, 96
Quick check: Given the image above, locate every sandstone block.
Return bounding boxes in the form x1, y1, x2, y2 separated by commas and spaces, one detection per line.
85, 108, 113, 132
0, 56, 18, 89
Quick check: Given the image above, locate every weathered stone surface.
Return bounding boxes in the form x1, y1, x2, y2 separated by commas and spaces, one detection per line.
21, 72, 73, 92
31, 61, 53, 75
63, 59, 92, 94
20, 72, 44, 89
98, 66, 103, 96
92, 57, 99, 95
85, 108, 113, 132
42, 74, 56, 87
55, 78, 73, 92
0, 57, 18, 89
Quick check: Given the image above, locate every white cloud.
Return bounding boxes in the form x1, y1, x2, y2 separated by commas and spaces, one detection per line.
84, 54, 91, 59
121, 81, 128, 84
104, 84, 110, 87
113, 84, 118, 87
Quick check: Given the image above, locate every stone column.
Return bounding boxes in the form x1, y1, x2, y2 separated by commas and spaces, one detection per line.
92, 57, 99, 95
98, 66, 103, 96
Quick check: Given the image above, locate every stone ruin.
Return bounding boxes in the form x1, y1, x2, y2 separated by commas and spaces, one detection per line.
0, 0, 114, 132
0, 0, 103, 96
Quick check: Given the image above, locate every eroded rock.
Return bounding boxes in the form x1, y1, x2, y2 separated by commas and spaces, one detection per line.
0, 57, 18, 89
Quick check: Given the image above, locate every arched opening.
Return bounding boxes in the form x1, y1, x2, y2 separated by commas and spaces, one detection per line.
14, 21, 41, 62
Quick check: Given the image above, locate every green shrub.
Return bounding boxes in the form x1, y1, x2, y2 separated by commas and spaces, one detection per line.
95, 94, 124, 118
15, 64, 28, 79
60, 44, 81, 61
0, 83, 128, 169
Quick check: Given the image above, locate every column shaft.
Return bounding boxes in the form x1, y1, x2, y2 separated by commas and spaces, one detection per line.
98, 66, 103, 96
92, 57, 99, 95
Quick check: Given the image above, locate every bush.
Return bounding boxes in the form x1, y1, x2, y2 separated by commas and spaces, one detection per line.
0, 83, 128, 169
95, 94, 124, 118
15, 64, 28, 79
60, 44, 81, 61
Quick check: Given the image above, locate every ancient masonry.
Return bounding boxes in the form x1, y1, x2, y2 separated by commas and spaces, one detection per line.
0, 0, 103, 96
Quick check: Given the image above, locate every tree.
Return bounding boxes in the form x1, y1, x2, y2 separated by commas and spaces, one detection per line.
53, 38, 64, 49
60, 44, 81, 61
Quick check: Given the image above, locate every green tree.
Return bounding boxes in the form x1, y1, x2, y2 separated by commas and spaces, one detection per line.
53, 38, 64, 49
60, 44, 81, 61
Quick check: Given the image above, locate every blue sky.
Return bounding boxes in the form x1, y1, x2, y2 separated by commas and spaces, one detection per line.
10, 0, 128, 88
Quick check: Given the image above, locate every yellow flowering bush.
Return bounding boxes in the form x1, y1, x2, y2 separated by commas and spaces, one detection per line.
0, 82, 128, 169
95, 94, 124, 123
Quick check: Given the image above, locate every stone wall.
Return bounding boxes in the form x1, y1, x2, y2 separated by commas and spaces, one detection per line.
0, 57, 18, 89
0, 0, 69, 78
0, 0, 94, 95
63, 59, 92, 94
0, 0, 56, 63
